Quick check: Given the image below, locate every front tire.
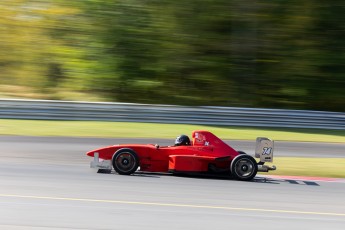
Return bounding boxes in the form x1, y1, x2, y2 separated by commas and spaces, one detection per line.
230, 154, 258, 181
112, 149, 139, 175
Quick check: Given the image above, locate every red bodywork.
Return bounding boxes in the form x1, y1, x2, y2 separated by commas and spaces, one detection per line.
86, 130, 240, 173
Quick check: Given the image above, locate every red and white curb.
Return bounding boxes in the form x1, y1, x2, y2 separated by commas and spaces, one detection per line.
259, 175, 345, 183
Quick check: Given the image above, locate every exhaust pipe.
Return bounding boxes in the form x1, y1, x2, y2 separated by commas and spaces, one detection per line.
258, 164, 276, 172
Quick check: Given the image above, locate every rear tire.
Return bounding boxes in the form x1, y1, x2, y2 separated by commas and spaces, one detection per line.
230, 154, 258, 181
112, 149, 139, 175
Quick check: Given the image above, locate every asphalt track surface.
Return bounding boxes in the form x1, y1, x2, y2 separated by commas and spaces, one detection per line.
0, 136, 345, 230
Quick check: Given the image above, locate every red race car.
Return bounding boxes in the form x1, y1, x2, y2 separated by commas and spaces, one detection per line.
86, 130, 276, 181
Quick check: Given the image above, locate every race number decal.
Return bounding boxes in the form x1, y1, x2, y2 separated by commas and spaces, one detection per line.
262, 147, 272, 155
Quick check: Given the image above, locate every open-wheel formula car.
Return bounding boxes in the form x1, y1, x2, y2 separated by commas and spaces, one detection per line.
86, 130, 276, 181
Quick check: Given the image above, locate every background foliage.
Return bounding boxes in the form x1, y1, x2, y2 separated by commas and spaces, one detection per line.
0, 0, 344, 111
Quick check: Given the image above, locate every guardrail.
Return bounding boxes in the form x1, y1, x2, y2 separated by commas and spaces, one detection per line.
0, 99, 344, 129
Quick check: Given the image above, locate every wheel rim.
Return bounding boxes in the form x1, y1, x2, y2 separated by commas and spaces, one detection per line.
234, 159, 255, 178
115, 152, 136, 173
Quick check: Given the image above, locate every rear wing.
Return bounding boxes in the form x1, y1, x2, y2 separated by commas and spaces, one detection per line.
255, 137, 274, 163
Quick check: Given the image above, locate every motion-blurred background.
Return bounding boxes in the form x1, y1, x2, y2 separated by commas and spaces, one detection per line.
1, 0, 344, 111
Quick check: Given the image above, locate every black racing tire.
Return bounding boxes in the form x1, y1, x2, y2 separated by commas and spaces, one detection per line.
237, 151, 246, 155
230, 154, 258, 181
112, 148, 139, 175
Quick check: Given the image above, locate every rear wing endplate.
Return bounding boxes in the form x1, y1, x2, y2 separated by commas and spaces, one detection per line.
255, 137, 274, 162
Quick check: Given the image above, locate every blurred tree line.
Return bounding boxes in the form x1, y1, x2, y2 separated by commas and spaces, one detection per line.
0, 0, 344, 111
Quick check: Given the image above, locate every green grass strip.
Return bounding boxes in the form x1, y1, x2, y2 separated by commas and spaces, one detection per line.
1, 119, 345, 142
1, 119, 344, 178
267, 157, 345, 178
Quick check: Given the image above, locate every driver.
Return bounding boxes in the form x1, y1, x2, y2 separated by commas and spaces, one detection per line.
174, 135, 191, 146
